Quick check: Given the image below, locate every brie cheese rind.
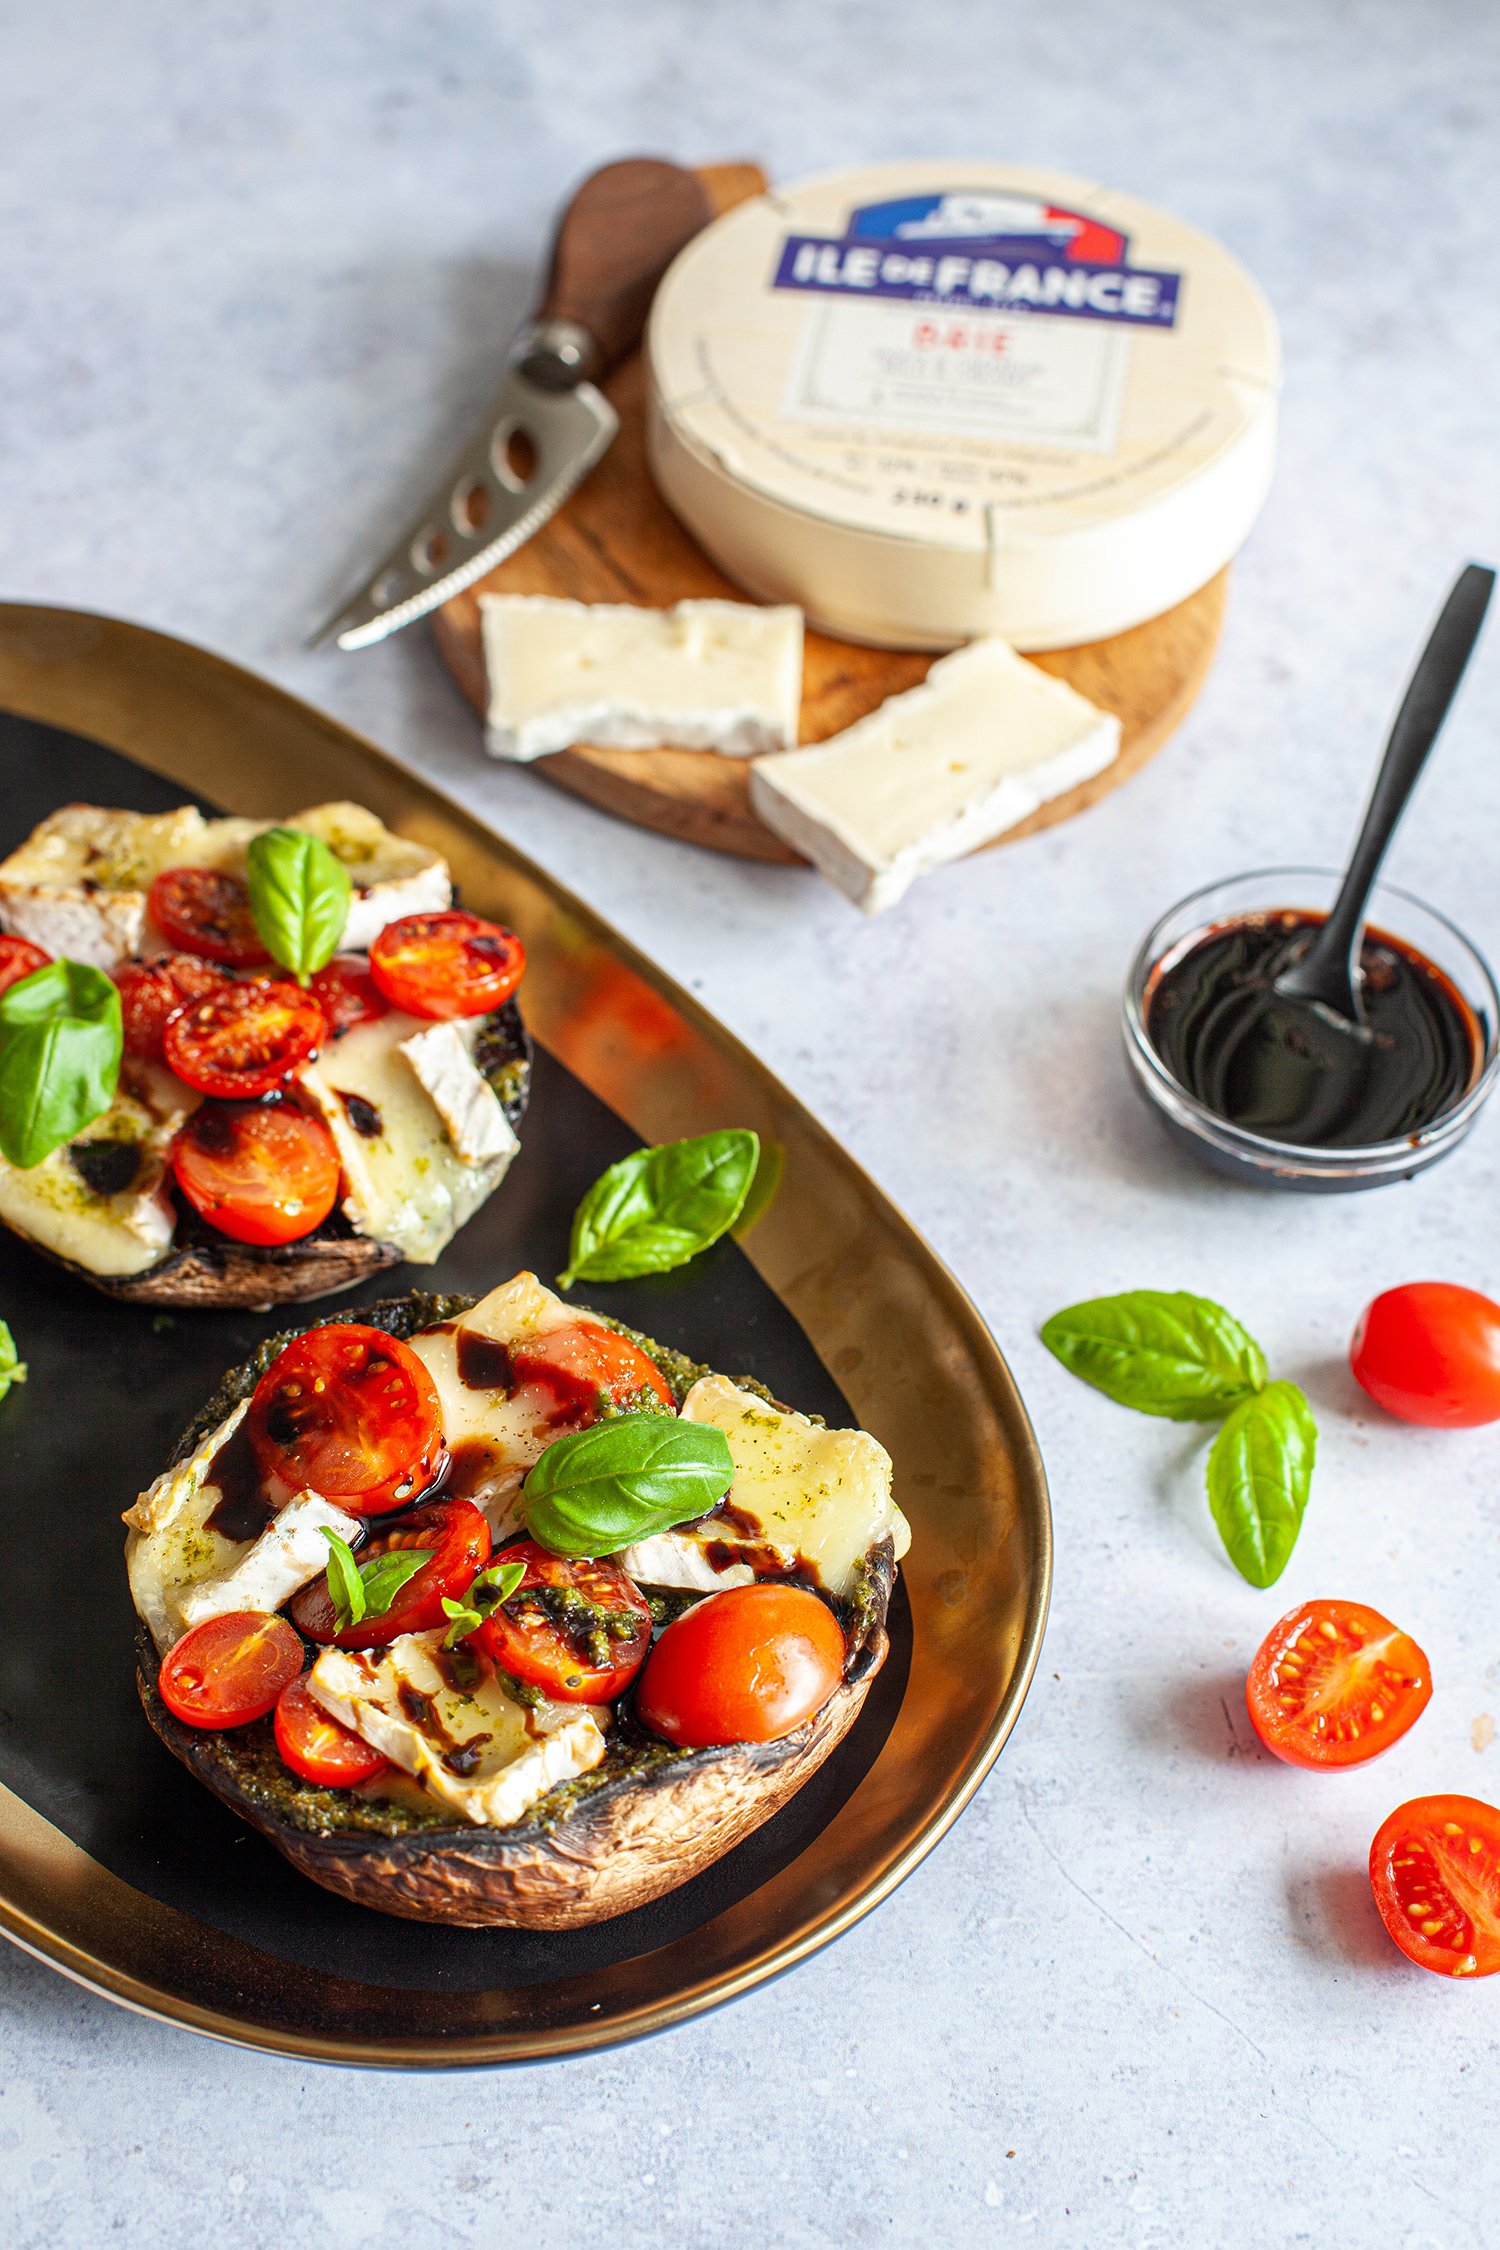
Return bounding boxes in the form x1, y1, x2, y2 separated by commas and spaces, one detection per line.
308, 1632, 608, 1827
0, 799, 451, 970
614, 1374, 909, 1599
298, 1010, 519, 1264
748, 637, 1122, 914
480, 594, 804, 761
174, 1495, 364, 1631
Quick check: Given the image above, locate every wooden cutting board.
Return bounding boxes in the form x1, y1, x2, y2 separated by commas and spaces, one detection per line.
433, 163, 1227, 868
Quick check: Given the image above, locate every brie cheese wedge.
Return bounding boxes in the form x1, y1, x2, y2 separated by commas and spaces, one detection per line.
748, 637, 1121, 913
480, 594, 803, 761
0, 1082, 182, 1278
308, 1632, 608, 1827
175, 1494, 362, 1631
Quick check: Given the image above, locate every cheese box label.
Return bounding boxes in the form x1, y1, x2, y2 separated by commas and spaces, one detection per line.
772, 190, 1181, 329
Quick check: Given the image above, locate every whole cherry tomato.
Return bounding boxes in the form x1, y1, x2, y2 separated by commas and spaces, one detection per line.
274, 1674, 387, 1787
477, 1541, 651, 1702
0, 935, 51, 997
1370, 1795, 1500, 1978
172, 1102, 341, 1245
1351, 1282, 1500, 1427
635, 1584, 846, 1747
148, 866, 269, 966
248, 1323, 445, 1516
369, 910, 525, 1020
290, 1497, 491, 1648
163, 979, 326, 1098
158, 1612, 302, 1729
1245, 1598, 1432, 1768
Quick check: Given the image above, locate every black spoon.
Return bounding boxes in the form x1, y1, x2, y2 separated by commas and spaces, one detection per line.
1275, 562, 1495, 1023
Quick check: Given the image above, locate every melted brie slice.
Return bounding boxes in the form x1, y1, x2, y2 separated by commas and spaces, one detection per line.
308, 1632, 608, 1826
407, 1274, 614, 1533
297, 1011, 517, 1262
124, 1402, 358, 1652
0, 1082, 182, 1278
657, 1375, 909, 1598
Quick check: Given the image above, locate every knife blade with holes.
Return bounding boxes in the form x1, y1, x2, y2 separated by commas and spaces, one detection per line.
313, 158, 713, 652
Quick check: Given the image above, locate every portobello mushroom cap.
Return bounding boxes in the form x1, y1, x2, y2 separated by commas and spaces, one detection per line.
133, 1290, 896, 1928
16, 999, 530, 1310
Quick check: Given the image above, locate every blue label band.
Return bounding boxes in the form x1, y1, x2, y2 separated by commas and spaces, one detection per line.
773, 235, 1180, 329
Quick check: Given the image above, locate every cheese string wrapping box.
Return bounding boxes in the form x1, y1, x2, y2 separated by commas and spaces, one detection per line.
648, 160, 1280, 651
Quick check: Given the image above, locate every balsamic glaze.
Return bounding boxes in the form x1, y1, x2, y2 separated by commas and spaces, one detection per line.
1145, 911, 1480, 1146
202, 1416, 278, 1542
335, 1089, 383, 1139
455, 1329, 514, 1391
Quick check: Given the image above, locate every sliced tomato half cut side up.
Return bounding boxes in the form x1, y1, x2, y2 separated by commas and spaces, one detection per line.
0, 935, 51, 997
1370, 1795, 1500, 1978
369, 909, 525, 1020
148, 866, 269, 966
158, 1612, 303, 1729
248, 1323, 446, 1516
508, 1321, 675, 1431
172, 1101, 341, 1245
478, 1541, 652, 1702
290, 1497, 491, 1648
1245, 1598, 1432, 1769
163, 978, 326, 1098
115, 952, 230, 1062
274, 1674, 387, 1787
309, 953, 388, 1037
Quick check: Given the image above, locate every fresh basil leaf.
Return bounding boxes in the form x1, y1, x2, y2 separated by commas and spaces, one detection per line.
356, 1548, 433, 1617
321, 1528, 367, 1631
0, 961, 122, 1169
0, 1319, 26, 1404
557, 1129, 760, 1289
522, 1413, 734, 1558
1041, 1290, 1268, 1421
1206, 1380, 1317, 1588
246, 826, 351, 985
441, 1559, 526, 1649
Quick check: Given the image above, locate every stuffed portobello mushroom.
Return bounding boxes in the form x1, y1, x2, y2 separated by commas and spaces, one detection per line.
0, 801, 531, 1307
125, 1274, 909, 1928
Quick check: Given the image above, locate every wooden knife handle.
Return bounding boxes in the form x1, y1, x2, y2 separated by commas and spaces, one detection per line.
531, 158, 715, 378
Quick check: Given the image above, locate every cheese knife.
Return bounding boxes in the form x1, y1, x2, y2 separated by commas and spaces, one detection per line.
314, 157, 713, 652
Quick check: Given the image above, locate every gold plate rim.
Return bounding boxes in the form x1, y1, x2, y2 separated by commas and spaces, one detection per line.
0, 603, 1052, 2066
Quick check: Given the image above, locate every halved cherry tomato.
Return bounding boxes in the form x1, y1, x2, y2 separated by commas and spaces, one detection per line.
1351, 1282, 1500, 1427
158, 1611, 302, 1729
115, 952, 230, 1062
509, 1321, 674, 1431
274, 1674, 387, 1786
248, 1323, 445, 1516
635, 1584, 846, 1747
163, 978, 326, 1098
290, 1497, 491, 1648
1370, 1795, 1500, 1978
369, 910, 525, 1020
1245, 1598, 1432, 1769
309, 953, 387, 1037
0, 935, 51, 997
478, 1540, 652, 1702
148, 866, 269, 965
172, 1102, 341, 1245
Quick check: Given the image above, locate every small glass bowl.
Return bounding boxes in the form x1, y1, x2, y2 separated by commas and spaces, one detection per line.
1123, 867, 1500, 1192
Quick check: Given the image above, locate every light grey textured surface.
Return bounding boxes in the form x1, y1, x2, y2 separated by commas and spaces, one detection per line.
6, 3, 1500, 2243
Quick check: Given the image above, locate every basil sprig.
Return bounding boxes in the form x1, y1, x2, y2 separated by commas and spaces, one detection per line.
441, 1559, 526, 1650
320, 1528, 432, 1632
557, 1129, 760, 1290
1206, 1381, 1317, 1589
0, 1319, 26, 1404
1040, 1291, 1267, 1420
1041, 1288, 1316, 1587
522, 1412, 735, 1559
246, 826, 351, 985
0, 961, 122, 1169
